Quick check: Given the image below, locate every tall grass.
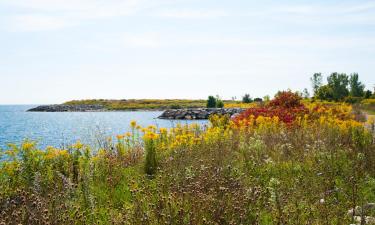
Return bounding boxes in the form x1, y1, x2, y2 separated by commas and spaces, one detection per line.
0, 99, 375, 224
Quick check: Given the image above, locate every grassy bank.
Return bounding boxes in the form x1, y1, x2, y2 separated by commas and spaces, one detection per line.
64, 99, 245, 110
1, 93, 375, 224
361, 99, 375, 115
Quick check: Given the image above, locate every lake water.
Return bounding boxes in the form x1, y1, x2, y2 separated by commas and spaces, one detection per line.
0, 105, 207, 150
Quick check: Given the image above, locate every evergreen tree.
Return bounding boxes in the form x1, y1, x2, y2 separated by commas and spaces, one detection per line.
242, 94, 252, 103
206, 96, 217, 108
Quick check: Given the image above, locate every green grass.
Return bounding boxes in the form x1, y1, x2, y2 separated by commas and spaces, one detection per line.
1, 116, 374, 224
1, 97, 375, 224
64, 99, 240, 110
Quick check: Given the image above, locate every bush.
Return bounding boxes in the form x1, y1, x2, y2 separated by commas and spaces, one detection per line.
269, 91, 304, 108
364, 90, 372, 99
207, 96, 217, 108
234, 91, 308, 125
216, 100, 224, 108
242, 94, 253, 103
254, 98, 263, 102
344, 96, 363, 104
170, 104, 181, 109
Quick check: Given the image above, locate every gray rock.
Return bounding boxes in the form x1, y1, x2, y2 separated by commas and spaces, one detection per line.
28, 104, 105, 112
158, 108, 246, 120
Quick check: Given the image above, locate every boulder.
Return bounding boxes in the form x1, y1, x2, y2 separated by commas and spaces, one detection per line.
158, 108, 245, 120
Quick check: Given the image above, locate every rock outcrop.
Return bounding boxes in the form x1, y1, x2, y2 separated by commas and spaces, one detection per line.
158, 108, 245, 120
28, 104, 105, 112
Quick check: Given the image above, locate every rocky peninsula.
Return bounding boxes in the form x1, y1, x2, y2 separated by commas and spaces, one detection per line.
27, 104, 106, 112
28, 105, 245, 120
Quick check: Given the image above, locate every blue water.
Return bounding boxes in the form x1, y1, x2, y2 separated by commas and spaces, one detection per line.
0, 105, 207, 150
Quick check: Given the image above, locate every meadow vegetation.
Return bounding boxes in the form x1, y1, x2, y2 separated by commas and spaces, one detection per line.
1, 91, 375, 224
64, 99, 239, 110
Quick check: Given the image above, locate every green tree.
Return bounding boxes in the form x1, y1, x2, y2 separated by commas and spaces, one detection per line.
316, 85, 334, 101
349, 73, 365, 97
364, 90, 372, 99
242, 94, 252, 103
207, 96, 217, 108
327, 73, 349, 101
302, 88, 310, 99
310, 73, 323, 96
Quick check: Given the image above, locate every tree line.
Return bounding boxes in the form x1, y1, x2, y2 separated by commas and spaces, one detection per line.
311, 72, 374, 102
206, 72, 373, 108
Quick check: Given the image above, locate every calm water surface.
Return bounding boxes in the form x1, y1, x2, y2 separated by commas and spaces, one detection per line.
0, 105, 207, 149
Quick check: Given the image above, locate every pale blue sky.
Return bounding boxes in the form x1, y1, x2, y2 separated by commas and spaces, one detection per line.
0, 0, 374, 104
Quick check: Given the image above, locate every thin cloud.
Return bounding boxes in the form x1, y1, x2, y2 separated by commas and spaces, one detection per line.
155, 9, 228, 19
7, 14, 76, 31
0, 0, 172, 31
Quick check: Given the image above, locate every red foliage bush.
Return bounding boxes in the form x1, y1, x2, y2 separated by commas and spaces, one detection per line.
233, 91, 308, 125
268, 91, 304, 108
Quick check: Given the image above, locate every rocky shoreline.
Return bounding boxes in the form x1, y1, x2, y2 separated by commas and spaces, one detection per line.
28, 105, 246, 120
27, 104, 106, 112
158, 108, 245, 120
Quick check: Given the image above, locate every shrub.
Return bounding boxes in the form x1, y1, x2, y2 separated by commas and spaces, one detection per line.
0, 106, 374, 224
268, 91, 304, 108
242, 94, 253, 103
364, 90, 372, 99
254, 97, 263, 102
207, 96, 217, 108
344, 96, 362, 104
234, 91, 308, 125
170, 104, 181, 109
216, 100, 224, 108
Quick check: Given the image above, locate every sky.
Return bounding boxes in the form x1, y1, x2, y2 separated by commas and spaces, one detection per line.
0, 0, 374, 104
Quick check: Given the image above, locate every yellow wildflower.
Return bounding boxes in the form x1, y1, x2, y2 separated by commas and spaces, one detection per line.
144, 131, 159, 140
72, 141, 84, 149
22, 142, 34, 151
159, 128, 168, 135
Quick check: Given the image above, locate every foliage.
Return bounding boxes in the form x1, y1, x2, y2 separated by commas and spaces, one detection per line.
316, 84, 334, 101
302, 88, 310, 99
216, 99, 224, 108
254, 97, 263, 102
1, 95, 375, 224
143, 129, 158, 176
364, 90, 373, 99
361, 99, 375, 114
313, 73, 368, 102
327, 72, 349, 101
234, 91, 308, 124
310, 72, 323, 95
349, 73, 365, 97
206, 96, 217, 108
224, 102, 258, 108
242, 94, 253, 103
64, 99, 239, 110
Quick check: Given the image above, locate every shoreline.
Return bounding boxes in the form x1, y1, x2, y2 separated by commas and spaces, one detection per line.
26, 104, 179, 112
